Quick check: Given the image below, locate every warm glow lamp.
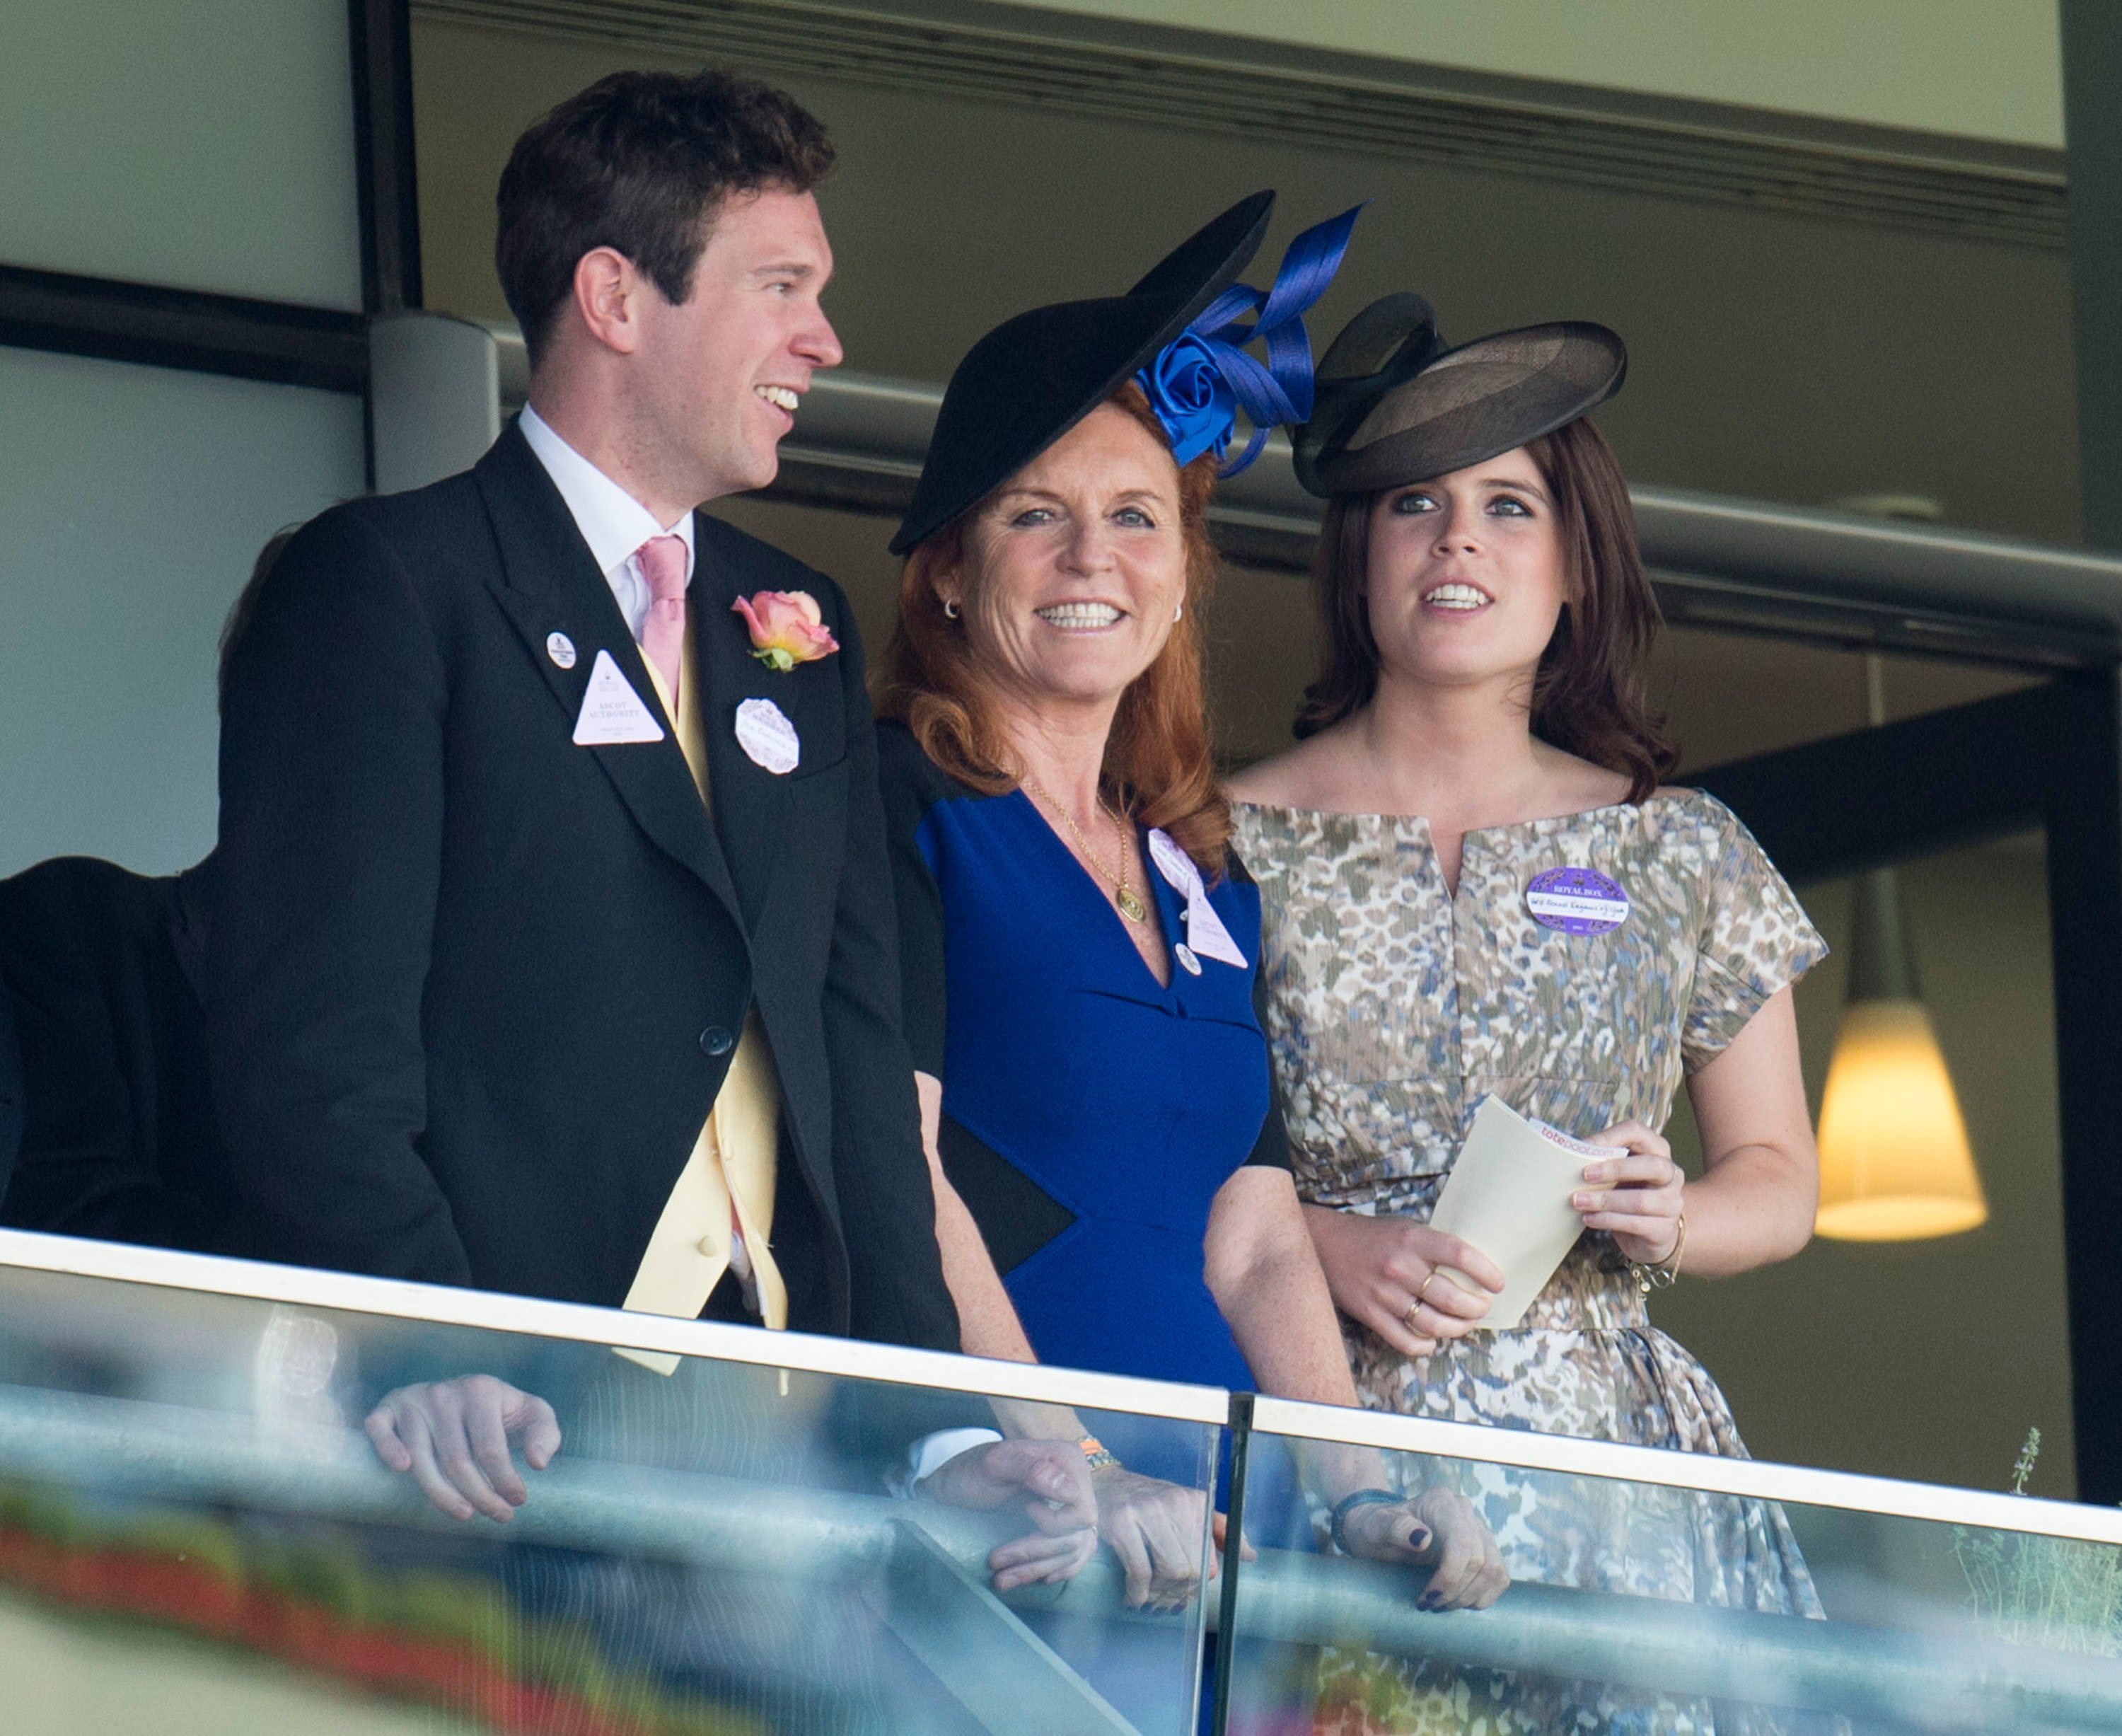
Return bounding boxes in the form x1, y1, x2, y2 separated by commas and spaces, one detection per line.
1815, 866, 1988, 1240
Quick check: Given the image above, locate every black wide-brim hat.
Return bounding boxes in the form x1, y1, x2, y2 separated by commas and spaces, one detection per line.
1292, 293, 1626, 497
889, 191, 1276, 555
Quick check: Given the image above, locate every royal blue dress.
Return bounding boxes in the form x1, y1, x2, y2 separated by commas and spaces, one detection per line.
878, 723, 1287, 1481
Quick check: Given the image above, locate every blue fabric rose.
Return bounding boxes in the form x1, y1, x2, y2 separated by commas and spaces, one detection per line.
1132, 203, 1363, 479
1141, 332, 1240, 468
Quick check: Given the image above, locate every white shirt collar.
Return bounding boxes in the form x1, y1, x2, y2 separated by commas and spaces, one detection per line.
519, 403, 696, 641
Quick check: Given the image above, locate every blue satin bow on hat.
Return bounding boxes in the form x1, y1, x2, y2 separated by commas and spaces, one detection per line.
1136, 204, 1363, 476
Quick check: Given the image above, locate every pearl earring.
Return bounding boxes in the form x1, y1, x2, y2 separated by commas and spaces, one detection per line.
1173, 601, 1184, 622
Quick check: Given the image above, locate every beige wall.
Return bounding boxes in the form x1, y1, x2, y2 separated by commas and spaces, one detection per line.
412, 18, 2084, 550
1026, 0, 2066, 146
1, 0, 362, 306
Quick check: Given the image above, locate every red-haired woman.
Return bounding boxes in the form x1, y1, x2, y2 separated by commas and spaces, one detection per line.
1228, 297, 1828, 1732
874, 203, 1503, 1638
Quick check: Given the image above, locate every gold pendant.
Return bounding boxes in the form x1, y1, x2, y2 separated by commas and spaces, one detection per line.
1117, 886, 1149, 924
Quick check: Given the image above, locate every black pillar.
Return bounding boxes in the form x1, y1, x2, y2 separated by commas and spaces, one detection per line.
2041, 673, 2122, 1504
2060, 4, 2122, 1501
2063, 0, 2122, 548
347, 0, 422, 318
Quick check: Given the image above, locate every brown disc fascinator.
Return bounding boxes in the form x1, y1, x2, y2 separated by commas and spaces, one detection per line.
1292, 293, 1627, 497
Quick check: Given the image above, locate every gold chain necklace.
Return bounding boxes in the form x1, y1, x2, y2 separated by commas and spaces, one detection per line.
1023, 778, 1149, 923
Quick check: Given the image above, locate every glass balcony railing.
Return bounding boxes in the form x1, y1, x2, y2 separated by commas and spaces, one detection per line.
0, 1229, 1222, 1735
1222, 1394, 2122, 1735
2, 1227, 2119, 1735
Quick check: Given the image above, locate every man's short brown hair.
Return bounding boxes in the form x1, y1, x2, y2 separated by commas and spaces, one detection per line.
496, 68, 835, 368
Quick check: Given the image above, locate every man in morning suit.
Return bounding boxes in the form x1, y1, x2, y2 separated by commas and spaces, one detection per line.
207, 73, 1089, 1546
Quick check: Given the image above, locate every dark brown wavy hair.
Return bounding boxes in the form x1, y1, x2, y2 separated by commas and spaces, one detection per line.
1294, 415, 1678, 802
497, 69, 835, 368
874, 383, 1232, 872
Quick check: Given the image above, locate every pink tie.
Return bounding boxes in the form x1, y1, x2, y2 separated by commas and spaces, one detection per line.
635, 534, 690, 707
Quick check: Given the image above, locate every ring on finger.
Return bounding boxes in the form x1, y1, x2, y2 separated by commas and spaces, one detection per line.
1402, 1269, 1445, 1331
1401, 1296, 1427, 1332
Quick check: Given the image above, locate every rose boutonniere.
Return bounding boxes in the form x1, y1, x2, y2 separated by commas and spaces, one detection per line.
733, 590, 840, 672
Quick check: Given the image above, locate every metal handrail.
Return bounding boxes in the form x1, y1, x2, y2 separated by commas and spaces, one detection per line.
1251, 1394, 2122, 1548
755, 368, 2122, 669
460, 324, 2122, 666
2, 1383, 2119, 1732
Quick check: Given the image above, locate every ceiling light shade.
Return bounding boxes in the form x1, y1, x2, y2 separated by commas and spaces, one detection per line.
1815, 869, 1988, 1242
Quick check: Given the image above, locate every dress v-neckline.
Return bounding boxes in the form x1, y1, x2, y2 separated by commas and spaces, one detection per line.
1014, 789, 1176, 994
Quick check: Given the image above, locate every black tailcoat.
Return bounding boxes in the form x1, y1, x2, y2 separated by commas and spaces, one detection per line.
0, 954, 20, 1212
207, 422, 956, 1350
0, 855, 229, 1249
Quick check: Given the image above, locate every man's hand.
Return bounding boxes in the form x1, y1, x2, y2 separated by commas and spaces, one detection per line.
1093, 1467, 1254, 1612
920, 1438, 1101, 1590
364, 1375, 562, 1523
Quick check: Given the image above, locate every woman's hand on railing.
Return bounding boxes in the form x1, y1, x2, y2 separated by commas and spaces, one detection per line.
1335, 1486, 1508, 1610
1302, 1205, 1505, 1358
920, 1437, 1101, 1590
364, 1374, 562, 1523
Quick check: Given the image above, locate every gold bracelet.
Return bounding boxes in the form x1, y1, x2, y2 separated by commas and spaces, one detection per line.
1629, 1213, 1686, 1295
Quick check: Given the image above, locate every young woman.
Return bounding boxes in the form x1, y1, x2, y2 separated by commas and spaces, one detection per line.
1228, 296, 1829, 1734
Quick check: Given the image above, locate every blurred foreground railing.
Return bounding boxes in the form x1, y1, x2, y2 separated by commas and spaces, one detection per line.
5, 1383, 2120, 1732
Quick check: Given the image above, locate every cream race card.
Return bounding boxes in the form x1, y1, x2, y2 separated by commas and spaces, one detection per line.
1425, 1094, 1625, 1330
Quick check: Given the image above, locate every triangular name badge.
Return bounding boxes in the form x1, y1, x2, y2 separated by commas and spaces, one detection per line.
572, 649, 666, 745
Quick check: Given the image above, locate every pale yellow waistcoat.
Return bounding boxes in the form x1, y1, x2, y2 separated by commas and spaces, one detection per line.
619, 618, 787, 1368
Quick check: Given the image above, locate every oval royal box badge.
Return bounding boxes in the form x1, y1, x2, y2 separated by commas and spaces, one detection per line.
1525, 865, 1630, 935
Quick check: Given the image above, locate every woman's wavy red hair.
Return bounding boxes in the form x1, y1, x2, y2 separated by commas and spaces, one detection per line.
874, 383, 1232, 873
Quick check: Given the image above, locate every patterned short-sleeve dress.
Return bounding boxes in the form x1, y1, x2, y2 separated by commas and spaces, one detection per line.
1231, 789, 1831, 1736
